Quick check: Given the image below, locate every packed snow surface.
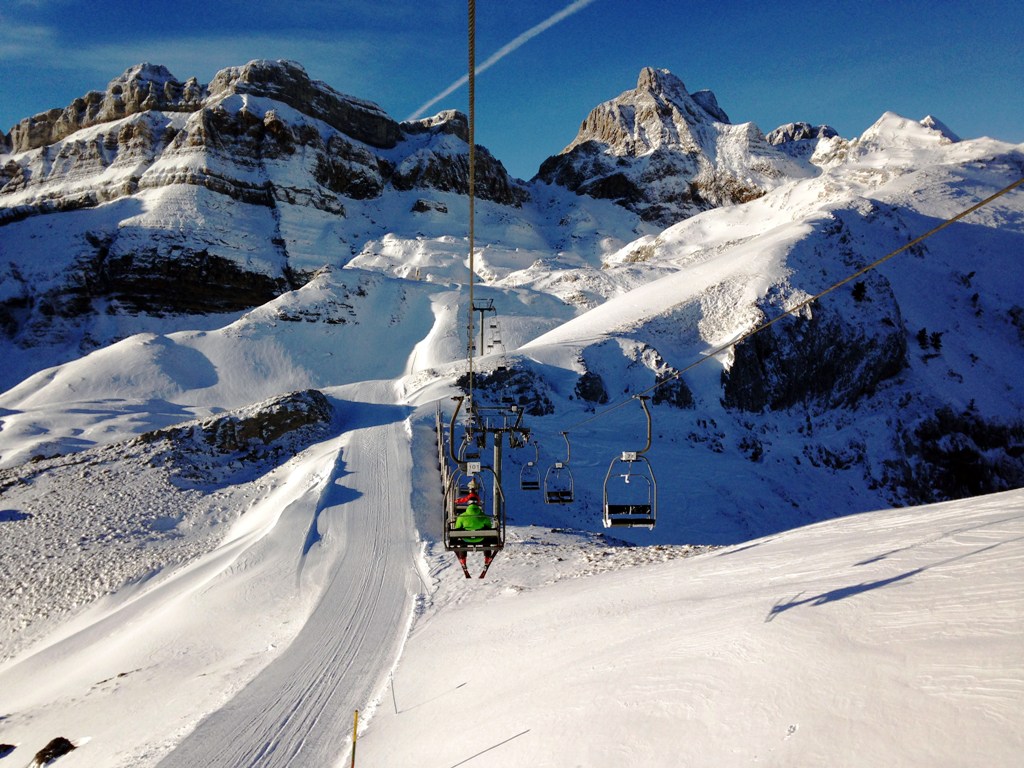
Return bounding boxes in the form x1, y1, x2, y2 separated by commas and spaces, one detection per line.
1, 411, 1021, 765
1, 104, 1023, 767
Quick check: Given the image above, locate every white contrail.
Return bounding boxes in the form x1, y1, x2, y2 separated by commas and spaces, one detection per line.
405, 0, 600, 121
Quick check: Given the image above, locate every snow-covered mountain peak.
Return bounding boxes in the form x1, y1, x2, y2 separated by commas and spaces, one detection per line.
858, 111, 960, 151
400, 109, 469, 141
206, 59, 400, 149
767, 122, 839, 145
635, 66, 691, 107
823, 110, 978, 179
536, 67, 812, 225
560, 66, 729, 158
4, 62, 203, 154
631, 67, 731, 124
107, 62, 181, 92
766, 122, 843, 164
0, 59, 531, 366
919, 114, 961, 142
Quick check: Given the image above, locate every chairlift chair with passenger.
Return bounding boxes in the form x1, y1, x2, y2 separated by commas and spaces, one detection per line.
441, 396, 506, 578
443, 465, 505, 553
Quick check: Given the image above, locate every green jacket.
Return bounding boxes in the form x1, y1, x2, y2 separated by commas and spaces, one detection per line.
455, 503, 492, 542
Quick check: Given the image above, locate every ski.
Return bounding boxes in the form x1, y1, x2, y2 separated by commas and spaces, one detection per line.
457, 554, 472, 579
478, 553, 495, 579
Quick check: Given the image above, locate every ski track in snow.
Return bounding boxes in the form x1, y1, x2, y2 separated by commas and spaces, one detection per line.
0, 385, 425, 767
158, 412, 422, 767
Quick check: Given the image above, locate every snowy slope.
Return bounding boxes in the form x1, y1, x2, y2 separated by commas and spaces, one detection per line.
1, 65, 1023, 768
1, 414, 1020, 766
362, 490, 1024, 768
0, 383, 424, 767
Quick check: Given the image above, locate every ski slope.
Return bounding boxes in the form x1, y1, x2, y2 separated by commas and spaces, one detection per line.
2, 403, 1020, 766
0, 114, 1022, 766
0, 384, 426, 767
361, 490, 1024, 768
158, 388, 423, 767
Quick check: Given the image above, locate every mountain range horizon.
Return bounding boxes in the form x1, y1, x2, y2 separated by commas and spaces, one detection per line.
4, 59, 860, 178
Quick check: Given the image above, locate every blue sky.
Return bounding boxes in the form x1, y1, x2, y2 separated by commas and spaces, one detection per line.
1, 0, 1021, 180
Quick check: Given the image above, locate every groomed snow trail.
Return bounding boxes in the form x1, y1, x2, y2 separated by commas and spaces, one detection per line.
158, 407, 423, 768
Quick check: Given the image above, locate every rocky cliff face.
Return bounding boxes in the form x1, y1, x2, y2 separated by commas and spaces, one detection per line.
207, 59, 401, 149
536, 67, 812, 225
0, 60, 526, 348
765, 121, 842, 162
395, 110, 527, 205
1, 60, 524, 220
720, 207, 911, 413
766, 122, 838, 145
721, 276, 908, 413
6, 64, 204, 154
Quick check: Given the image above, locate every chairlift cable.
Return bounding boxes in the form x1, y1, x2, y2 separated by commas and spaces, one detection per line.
556, 174, 1024, 436
466, 0, 478, 412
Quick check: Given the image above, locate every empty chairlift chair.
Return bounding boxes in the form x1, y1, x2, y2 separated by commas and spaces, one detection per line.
520, 441, 541, 492
544, 432, 575, 505
603, 397, 657, 529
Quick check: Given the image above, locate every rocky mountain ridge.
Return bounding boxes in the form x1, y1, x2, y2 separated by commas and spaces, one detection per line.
535, 67, 817, 224
0, 59, 526, 353
1, 59, 525, 216
4, 59, 407, 154
4, 63, 203, 154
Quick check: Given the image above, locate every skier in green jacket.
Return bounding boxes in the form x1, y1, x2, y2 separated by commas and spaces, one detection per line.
453, 496, 496, 578
455, 500, 492, 543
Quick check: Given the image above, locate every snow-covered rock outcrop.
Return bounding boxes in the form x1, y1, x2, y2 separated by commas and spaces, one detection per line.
766, 121, 840, 162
